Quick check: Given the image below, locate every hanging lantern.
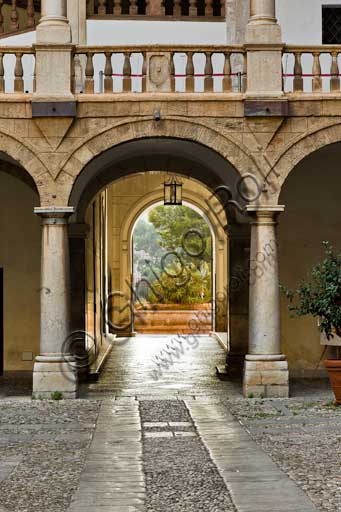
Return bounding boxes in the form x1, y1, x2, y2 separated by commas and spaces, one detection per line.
164, 176, 182, 206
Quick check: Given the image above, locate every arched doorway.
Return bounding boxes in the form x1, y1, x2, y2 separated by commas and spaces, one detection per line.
132, 201, 215, 335
68, 137, 251, 385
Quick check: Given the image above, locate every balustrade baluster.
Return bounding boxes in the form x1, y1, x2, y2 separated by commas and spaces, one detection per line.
33, 56, 36, 92
104, 52, 113, 93
242, 52, 247, 92
160, 0, 165, 16
113, 0, 122, 15
0, 53, 4, 93
122, 52, 132, 92
189, 0, 197, 17
170, 53, 175, 92
130, 0, 138, 15
174, 0, 181, 17
330, 52, 340, 93
205, 0, 213, 16
204, 52, 213, 92
222, 52, 232, 92
293, 52, 303, 92
98, 0, 107, 15
14, 52, 23, 93
186, 52, 194, 92
27, 0, 35, 28
145, 0, 150, 15
312, 52, 322, 92
0, 1, 4, 34
142, 53, 147, 92
10, 0, 19, 31
85, 52, 95, 94
220, 0, 225, 17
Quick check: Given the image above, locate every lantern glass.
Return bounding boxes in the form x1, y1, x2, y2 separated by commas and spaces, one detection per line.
164, 177, 182, 205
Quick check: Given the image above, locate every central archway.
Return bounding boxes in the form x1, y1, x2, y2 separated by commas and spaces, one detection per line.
68, 136, 252, 378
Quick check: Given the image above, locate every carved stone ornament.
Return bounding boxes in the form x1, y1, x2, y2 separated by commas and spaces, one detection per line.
149, 55, 170, 87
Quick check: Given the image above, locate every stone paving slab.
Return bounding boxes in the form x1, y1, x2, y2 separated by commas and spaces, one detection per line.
67, 400, 146, 512
187, 400, 318, 512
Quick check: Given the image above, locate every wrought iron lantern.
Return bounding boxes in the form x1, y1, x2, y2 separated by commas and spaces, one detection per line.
164, 176, 182, 206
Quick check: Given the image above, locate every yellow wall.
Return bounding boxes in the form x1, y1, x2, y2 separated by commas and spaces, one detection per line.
0, 172, 40, 371
279, 146, 341, 375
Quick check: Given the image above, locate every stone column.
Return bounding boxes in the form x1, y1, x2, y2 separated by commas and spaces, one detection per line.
37, 0, 71, 43
243, 205, 289, 398
33, 207, 77, 399
245, 0, 284, 99
33, 0, 75, 105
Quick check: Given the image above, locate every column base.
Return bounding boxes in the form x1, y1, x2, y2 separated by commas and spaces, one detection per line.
243, 355, 289, 398
33, 359, 78, 399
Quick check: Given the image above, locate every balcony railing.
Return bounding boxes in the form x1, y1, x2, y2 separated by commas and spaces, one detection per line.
0, 1, 40, 38
3, 43, 341, 99
283, 45, 341, 94
87, 0, 224, 20
0, 46, 35, 92
74, 45, 246, 94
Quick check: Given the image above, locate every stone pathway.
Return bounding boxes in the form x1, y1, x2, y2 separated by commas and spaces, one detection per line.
0, 335, 338, 512
82, 334, 242, 399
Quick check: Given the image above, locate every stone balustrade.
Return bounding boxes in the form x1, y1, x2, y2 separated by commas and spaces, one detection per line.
0, 0, 40, 37
87, 0, 224, 19
3, 43, 341, 98
74, 45, 246, 94
0, 46, 35, 92
283, 45, 341, 94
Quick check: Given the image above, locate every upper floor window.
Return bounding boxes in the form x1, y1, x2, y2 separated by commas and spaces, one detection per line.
322, 6, 341, 44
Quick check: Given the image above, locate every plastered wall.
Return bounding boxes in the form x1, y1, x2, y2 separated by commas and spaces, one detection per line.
0, 172, 40, 372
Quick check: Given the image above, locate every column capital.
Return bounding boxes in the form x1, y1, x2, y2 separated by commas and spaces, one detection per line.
246, 205, 285, 222
34, 207, 74, 224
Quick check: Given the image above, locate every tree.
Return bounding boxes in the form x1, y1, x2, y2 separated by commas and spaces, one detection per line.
148, 205, 212, 266
281, 242, 341, 339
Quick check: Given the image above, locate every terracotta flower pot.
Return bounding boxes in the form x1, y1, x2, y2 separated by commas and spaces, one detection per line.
324, 359, 341, 405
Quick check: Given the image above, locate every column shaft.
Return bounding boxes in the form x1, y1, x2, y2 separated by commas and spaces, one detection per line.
41, 0, 67, 19
250, 0, 276, 22
243, 205, 289, 398
33, 207, 77, 399
248, 208, 281, 355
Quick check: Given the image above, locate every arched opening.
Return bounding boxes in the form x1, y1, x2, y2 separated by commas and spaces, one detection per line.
0, 155, 41, 393
69, 137, 251, 388
131, 200, 215, 335
278, 142, 341, 380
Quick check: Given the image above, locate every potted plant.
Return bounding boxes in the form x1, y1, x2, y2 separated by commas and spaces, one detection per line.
281, 242, 341, 404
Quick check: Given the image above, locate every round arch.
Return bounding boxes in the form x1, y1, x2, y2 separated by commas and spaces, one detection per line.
115, 176, 228, 333
267, 123, 341, 202
67, 127, 257, 223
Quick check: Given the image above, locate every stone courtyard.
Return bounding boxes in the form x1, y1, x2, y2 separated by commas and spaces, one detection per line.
0, 336, 339, 512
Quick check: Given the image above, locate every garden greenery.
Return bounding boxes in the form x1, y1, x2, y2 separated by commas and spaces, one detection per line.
281, 242, 341, 340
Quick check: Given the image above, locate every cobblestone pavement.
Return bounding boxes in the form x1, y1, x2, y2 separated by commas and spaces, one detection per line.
140, 400, 236, 512
0, 400, 100, 512
0, 335, 338, 512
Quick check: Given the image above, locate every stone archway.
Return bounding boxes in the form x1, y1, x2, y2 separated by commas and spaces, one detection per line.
109, 173, 229, 335
66, 135, 251, 381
